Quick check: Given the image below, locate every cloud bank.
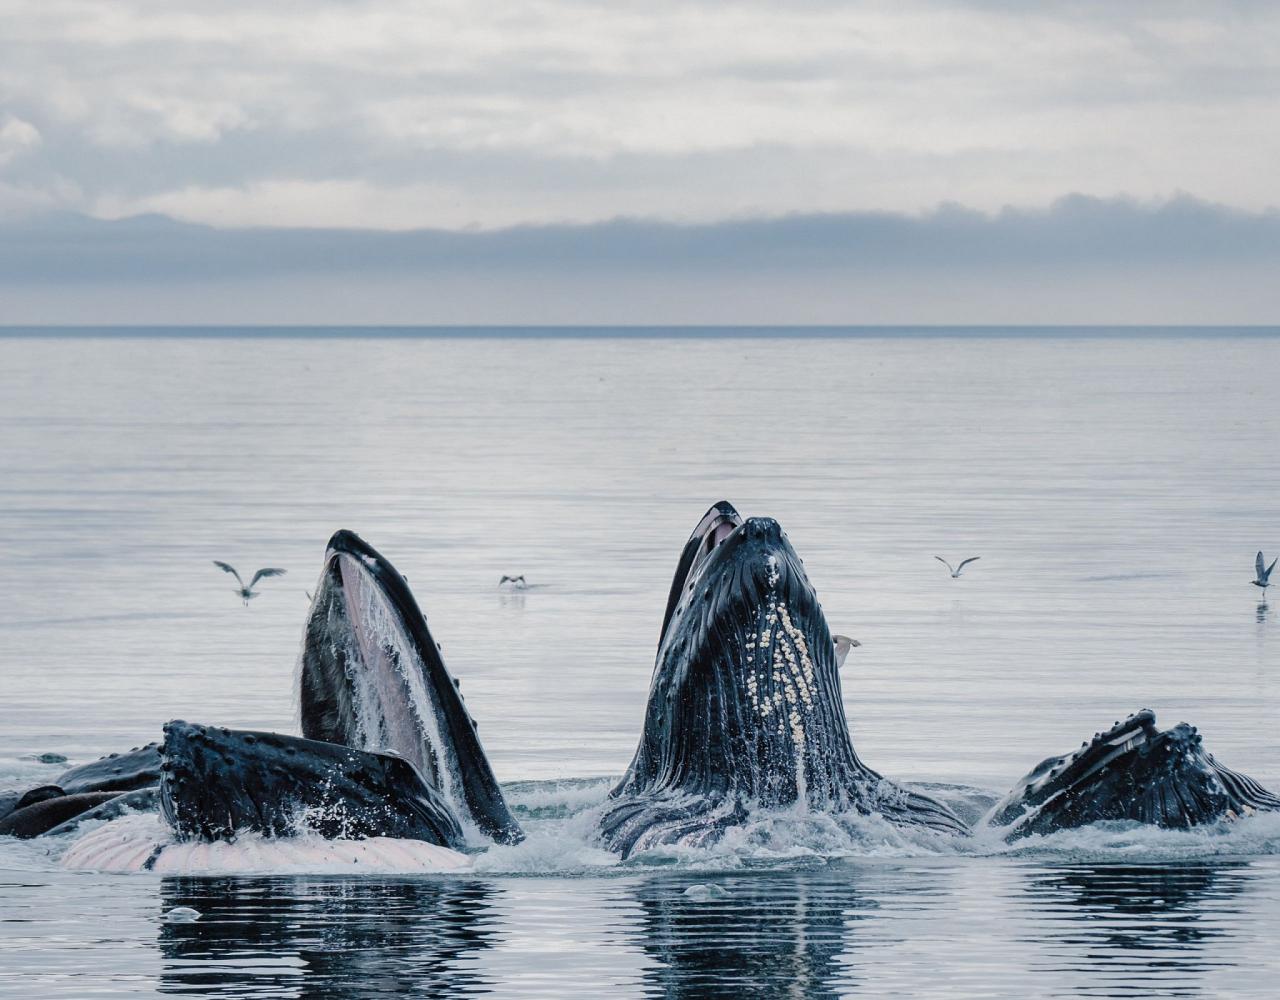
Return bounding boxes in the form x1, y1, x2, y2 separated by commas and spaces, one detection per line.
2, 196, 1277, 324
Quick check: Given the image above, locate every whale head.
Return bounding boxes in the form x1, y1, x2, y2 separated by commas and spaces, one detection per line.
298, 529, 522, 845
617, 513, 857, 808
988, 710, 1280, 838
602, 503, 967, 856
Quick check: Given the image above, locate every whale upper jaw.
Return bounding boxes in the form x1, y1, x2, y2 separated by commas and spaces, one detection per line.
603, 506, 968, 858
656, 499, 744, 644
298, 529, 523, 846
988, 711, 1280, 839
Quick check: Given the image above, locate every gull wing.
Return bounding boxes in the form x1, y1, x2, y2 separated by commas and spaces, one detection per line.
1268, 557, 1279, 583
212, 561, 244, 588
832, 635, 861, 670
249, 567, 287, 589
1258, 551, 1267, 581
956, 557, 981, 573
934, 556, 955, 575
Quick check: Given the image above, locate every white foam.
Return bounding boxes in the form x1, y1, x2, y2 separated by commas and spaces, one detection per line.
504, 776, 615, 815
472, 797, 623, 874
973, 808, 1280, 861
25, 779, 1280, 879
59, 815, 474, 875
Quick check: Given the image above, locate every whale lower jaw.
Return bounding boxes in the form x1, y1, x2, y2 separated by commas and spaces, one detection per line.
62, 815, 474, 874
598, 793, 750, 858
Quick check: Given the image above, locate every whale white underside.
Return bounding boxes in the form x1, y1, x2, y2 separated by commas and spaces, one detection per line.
60, 815, 473, 874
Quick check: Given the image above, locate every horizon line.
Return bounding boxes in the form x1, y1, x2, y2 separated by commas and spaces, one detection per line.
3, 324, 1279, 338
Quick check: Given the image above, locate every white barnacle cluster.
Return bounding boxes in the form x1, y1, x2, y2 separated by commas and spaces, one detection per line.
775, 604, 816, 709
745, 631, 761, 713
765, 554, 780, 587
743, 589, 820, 754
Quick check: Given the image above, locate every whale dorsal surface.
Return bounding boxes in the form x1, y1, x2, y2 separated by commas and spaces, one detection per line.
158, 721, 466, 848
986, 710, 1280, 840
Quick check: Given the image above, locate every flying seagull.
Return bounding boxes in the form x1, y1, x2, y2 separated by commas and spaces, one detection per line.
213, 562, 287, 605
499, 574, 528, 590
935, 556, 980, 579
1253, 551, 1277, 599
832, 634, 861, 669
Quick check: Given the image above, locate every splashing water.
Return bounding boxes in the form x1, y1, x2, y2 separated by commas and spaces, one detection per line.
18, 776, 1280, 879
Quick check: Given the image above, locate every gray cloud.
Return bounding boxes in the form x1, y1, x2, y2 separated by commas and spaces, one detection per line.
2, 1, 1276, 322
1, 1, 1278, 228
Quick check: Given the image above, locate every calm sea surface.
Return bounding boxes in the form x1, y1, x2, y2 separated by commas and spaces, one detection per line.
2, 329, 1279, 997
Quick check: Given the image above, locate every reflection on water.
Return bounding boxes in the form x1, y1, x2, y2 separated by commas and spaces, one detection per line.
497, 592, 527, 611
1017, 865, 1256, 998
630, 868, 872, 1000
2, 861, 1279, 997
156, 877, 500, 998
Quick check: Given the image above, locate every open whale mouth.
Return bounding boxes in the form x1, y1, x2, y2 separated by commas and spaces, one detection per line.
657, 500, 743, 645
299, 530, 522, 845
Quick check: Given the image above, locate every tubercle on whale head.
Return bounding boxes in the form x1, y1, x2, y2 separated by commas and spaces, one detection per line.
664, 516, 817, 647
299, 530, 524, 846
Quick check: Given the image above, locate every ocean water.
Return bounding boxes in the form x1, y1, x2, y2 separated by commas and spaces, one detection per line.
2, 328, 1279, 997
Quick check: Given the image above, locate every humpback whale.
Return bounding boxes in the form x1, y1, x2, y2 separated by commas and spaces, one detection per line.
986, 710, 1280, 840
600, 503, 969, 857
0, 744, 162, 838
6, 529, 522, 866
299, 529, 523, 845
145, 527, 524, 853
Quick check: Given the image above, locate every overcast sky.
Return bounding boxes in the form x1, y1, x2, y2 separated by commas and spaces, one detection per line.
1, 1, 1277, 322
